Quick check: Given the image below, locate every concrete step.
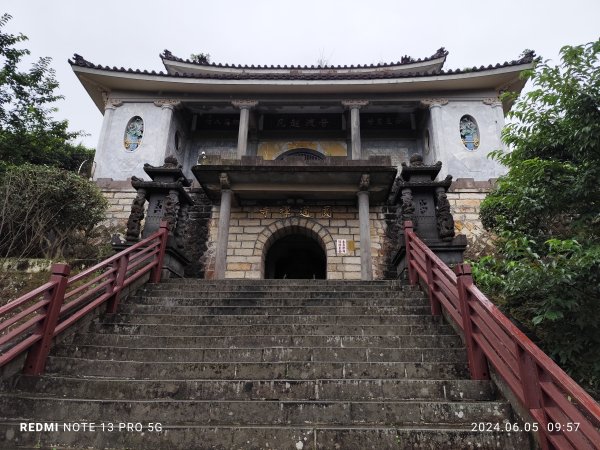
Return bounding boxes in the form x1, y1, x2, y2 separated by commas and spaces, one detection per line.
13, 376, 494, 401
134, 290, 427, 299
144, 283, 413, 292
108, 313, 436, 326
89, 322, 454, 336
118, 303, 433, 316
132, 296, 429, 307
44, 357, 470, 380
52, 345, 467, 363
0, 395, 514, 426
74, 332, 465, 349
160, 279, 407, 286
0, 424, 531, 450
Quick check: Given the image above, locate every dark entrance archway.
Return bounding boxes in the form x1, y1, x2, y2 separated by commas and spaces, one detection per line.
264, 234, 326, 279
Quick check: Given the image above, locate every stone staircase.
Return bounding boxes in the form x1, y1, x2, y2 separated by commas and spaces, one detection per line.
0, 280, 532, 449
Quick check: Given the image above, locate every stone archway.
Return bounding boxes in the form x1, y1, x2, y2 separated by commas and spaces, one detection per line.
253, 218, 336, 279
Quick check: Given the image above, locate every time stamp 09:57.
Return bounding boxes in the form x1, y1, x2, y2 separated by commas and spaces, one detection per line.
472, 422, 580, 433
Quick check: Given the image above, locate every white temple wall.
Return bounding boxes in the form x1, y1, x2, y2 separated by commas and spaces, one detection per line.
94, 102, 169, 180
432, 100, 507, 181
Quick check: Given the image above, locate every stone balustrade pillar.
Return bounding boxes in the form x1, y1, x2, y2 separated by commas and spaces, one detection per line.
357, 174, 373, 280
154, 100, 181, 161
214, 173, 232, 279
94, 99, 122, 179
342, 100, 369, 160
232, 100, 258, 159
420, 98, 448, 165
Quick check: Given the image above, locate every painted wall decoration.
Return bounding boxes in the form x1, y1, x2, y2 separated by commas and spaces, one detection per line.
124, 116, 144, 151
459, 115, 480, 151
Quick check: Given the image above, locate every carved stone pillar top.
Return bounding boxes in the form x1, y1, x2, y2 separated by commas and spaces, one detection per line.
420, 98, 449, 109
154, 99, 181, 110
359, 173, 370, 191
342, 100, 369, 109
219, 173, 231, 190
232, 100, 259, 109
104, 98, 123, 111
483, 97, 503, 107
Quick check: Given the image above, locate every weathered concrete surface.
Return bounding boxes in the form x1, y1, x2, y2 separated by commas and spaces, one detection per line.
0, 279, 531, 449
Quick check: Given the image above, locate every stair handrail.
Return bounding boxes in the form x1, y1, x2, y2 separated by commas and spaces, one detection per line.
403, 220, 600, 450
0, 221, 169, 376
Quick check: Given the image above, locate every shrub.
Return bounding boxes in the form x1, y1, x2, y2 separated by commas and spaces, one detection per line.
0, 164, 107, 259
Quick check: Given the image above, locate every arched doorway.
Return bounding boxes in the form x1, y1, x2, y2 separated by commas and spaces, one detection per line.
264, 234, 326, 279
275, 148, 325, 161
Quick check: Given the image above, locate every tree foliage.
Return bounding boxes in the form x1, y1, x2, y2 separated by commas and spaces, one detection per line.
0, 164, 107, 259
475, 40, 600, 396
0, 13, 94, 173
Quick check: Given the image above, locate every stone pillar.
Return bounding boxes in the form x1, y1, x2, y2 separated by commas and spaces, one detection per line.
232, 100, 258, 159
94, 98, 122, 179
484, 97, 506, 148
342, 100, 369, 160
214, 173, 232, 279
357, 174, 373, 280
421, 98, 448, 167
154, 100, 181, 160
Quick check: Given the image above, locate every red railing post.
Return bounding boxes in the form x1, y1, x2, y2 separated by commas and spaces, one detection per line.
403, 221, 417, 285
23, 263, 70, 376
425, 253, 441, 316
150, 220, 169, 284
106, 253, 129, 314
455, 263, 489, 380
515, 341, 550, 450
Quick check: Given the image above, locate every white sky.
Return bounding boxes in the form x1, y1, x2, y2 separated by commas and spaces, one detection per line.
3, 0, 600, 147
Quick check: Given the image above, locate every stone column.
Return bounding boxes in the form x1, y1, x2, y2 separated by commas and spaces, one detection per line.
94, 98, 122, 179
342, 100, 369, 160
154, 100, 181, 161
484, 97, 506, 147
357, 174, 373, 280
232, 100, 258, 159
420, 98, 448, 166
214, 173, 232, 279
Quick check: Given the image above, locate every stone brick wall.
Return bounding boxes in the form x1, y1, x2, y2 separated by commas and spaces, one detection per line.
448, 178, 496, 259
204, 206, 388, 280
96, 180, 137, 231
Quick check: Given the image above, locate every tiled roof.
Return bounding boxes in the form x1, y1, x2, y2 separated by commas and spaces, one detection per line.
160, 48, 449, 71
69, 51, 535, 81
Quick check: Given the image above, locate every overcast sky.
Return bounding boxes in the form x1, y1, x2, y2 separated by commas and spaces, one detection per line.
3, 0, 599, 147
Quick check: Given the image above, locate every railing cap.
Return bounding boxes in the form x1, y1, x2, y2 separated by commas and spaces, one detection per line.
454, 263, 472, 277
51, 263, 70, 276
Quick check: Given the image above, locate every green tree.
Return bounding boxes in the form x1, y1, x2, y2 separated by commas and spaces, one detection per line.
0, 164, 107, 259
475, 41, 600, 396
0, 13, 94, 173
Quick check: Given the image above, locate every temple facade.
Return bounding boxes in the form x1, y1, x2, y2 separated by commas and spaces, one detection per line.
70, 48, 534, 280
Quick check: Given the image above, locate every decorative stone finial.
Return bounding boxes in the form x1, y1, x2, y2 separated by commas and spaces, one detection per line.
409, 154, 424, 167
163, 156, 180, 168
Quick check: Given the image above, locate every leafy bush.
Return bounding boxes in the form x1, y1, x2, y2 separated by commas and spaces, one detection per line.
0, 164, 107, 259
476, 40, 600, 397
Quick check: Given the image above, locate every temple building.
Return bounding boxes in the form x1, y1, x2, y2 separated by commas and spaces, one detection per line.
69, 48, 534, 280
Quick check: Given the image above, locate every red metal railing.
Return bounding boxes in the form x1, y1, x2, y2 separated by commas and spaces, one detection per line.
0, 222, 168, 376
403, 221, 600, 450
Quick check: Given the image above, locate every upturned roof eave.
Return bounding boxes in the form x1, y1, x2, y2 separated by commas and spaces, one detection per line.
160, 55, 447, 77
72, 63, 531, 113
